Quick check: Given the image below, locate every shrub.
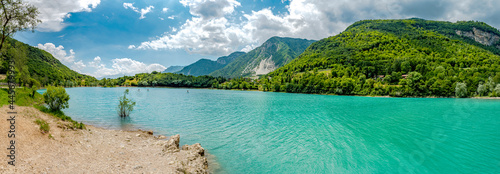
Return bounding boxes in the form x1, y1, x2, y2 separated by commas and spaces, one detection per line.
35, 119, 50, 134
117, 89, 136, 117
455, 82, 468, 98
477, 83, 487, 96
43, 85, 70, 111
494, 84, 500, 97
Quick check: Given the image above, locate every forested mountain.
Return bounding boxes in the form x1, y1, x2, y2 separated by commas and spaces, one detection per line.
177, 52, 245, 76
163, 66, 185, 73
0, 38, 96, 87
224, 19, 500, 97
209, 37, 315, 78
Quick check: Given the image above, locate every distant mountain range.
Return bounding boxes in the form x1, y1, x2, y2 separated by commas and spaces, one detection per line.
171, 37, 315, 78
210, 37, 315, 78
176, 52, 245, 76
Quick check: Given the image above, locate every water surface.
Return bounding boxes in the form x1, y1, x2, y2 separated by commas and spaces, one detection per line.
39, 87, 500, 173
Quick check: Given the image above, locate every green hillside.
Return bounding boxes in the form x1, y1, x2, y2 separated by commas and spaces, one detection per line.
261, 19, 500, 97
209, 37, 315, 78
177, 52, 245, 76
0, 37, 97, 87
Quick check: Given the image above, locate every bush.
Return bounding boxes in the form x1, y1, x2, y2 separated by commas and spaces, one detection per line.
477, 83, 487, 96
494, 84, 500, 97
455, 82, 468, 98
35, 119, 50, 134
43, 85, 70, 111
117, 89, 136, 117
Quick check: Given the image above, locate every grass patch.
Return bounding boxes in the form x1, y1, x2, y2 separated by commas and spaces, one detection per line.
0, 87, 44, 107
34, 105, 86, 130
35, 119, 50, 134
0, 88, 8, 106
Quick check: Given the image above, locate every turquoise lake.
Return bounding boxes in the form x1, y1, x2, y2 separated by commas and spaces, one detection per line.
39, 87, 500, 173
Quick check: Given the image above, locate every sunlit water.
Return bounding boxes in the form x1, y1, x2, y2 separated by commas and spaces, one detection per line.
38, 87, 500, 173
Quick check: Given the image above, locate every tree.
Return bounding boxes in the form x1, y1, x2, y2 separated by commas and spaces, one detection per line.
477, 83, 487, 96
117, 89, 135, 117
30, 83, 36, 98
455, 82, 468, 98
0, 0, 40, 51
494, 84, 500, 97
43, 85, 70, 111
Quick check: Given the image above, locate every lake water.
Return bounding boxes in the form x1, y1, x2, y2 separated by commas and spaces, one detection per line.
39, 87, 500, 173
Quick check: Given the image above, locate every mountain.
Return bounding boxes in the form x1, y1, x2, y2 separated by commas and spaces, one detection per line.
209, 37, 316, 78
0, 37, 96, 86
163, 66, 185, 73
264, 19, 500, 97
177, 52, 245, 76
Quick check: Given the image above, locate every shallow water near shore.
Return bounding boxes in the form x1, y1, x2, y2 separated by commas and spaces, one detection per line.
39, 87, 500, 173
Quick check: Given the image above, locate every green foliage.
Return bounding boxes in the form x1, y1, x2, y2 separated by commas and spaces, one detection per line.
455, 82, 468, 98
101, 72, 226, 88
34, 119, 50, 134
34, 105, 85, 130
43, 85, 70, 111
117, 89, 136, 117
263, 19, 500, 97
210, 37, 315, 78
477, 83, 487, 96
0, 37, 97, 86
494, 84, 500, 97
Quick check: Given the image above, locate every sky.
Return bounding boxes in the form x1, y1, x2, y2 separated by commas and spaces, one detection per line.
14, 0, 500, 79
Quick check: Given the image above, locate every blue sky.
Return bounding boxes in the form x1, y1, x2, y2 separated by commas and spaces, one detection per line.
14, 0, 500, 78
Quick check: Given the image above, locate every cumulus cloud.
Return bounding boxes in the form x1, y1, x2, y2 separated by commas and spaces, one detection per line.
36, 43, 75, 64
130, 0, 500, 56
162, 8, 169, 13
123, 2, 154, 19
86, 57, 166, 78
180, 0, 240, 20
26, 0, 100, 32
71, 60, 86, 73
36, 43, 165, 78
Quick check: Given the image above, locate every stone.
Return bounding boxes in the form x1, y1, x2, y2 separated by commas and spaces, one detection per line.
155, 135, 167, 139
147, 130, 154, 135
181, 143, 205, 156
162, 134, 180, 153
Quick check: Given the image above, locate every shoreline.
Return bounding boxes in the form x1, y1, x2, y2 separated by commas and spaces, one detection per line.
36, 86, 500, 100
0, 106, 209, 173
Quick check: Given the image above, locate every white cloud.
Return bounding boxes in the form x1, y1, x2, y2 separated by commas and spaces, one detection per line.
123, 2, 154, 19
36, 43, 75, 64
168, 15, 176, 19
180, 0, 240, 20
88, 56, 102, 68
86, 58, 166, 78
162, 8, 168, 13
71, 60, 86, 73
26, 0, 100, 32
130, 0, 500, 57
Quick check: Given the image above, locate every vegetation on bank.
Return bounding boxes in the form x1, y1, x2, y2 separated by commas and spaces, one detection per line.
97, 71, 227, 88
259, 19, 500, 98
0, 87, 85, 130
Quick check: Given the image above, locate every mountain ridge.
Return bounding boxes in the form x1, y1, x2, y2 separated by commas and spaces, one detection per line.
209, 36, 316, 78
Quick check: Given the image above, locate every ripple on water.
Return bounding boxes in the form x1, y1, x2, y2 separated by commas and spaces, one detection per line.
49, 87, 500, 174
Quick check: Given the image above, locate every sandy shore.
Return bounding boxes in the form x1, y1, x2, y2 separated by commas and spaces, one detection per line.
0, 106, 208, 173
